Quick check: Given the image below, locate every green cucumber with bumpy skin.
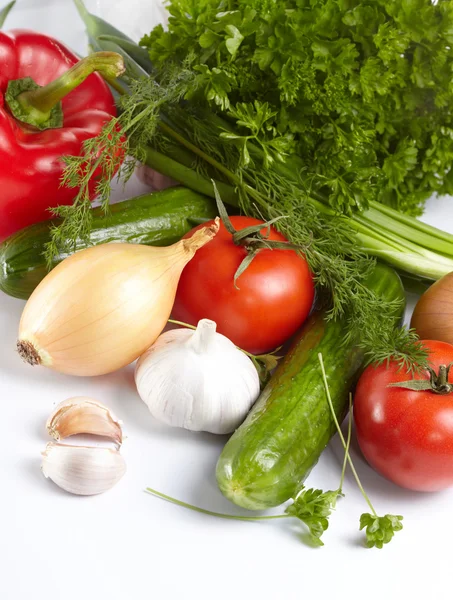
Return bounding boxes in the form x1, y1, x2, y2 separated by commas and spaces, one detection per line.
0, 187, 217, 300
216, 263, 405, 510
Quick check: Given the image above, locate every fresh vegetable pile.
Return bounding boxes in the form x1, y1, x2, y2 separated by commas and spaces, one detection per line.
3, 0, 453, 551
216, 262, 405, 510
58, 0, 453, 372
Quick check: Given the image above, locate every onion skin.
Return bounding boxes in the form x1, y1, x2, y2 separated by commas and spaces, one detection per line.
17, 221, 219, 376
410, 272, 453, 343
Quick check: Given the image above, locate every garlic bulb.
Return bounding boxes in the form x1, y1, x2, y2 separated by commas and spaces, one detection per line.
135, 319, 260, 434
17, 220, 219, 376
46, 397, 123, 446
41, 443, 126, 496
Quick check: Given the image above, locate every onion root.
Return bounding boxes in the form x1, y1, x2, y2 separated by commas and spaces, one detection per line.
17, 339, 41, 366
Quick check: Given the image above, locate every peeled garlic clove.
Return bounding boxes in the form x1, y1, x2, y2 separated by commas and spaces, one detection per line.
41, 443, 126, 496
46, 396, 123, 446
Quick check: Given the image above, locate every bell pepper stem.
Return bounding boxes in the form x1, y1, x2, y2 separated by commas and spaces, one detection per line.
6, 52, 124, 130
19, 51, 125, 114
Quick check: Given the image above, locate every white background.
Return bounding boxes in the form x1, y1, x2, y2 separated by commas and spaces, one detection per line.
2, 2, 453, 599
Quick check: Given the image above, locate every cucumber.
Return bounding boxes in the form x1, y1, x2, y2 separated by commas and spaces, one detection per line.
0, 187, 217, 300
216, 263, 405, 510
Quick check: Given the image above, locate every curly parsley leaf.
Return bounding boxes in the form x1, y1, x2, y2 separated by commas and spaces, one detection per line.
144, 0, 453, 215
360, 514, 404, 549
285, 488, 341, 546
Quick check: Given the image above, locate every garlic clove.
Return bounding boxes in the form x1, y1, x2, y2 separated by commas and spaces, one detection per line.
46, 397, 123, 446
41, 443, 126, 496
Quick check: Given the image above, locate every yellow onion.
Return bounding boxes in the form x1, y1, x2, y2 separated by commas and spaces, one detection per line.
411, 271, 453, 343
17, 219, 219, 376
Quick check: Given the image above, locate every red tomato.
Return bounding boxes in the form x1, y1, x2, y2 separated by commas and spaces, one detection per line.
354, 340, 453, 492
172, 216, 315, 354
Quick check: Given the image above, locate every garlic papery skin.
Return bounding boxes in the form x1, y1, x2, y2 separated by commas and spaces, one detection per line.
46, 397, 123, 446
135, 319, 260, 434
41, 443, 126, 496
16, 219, 218, 376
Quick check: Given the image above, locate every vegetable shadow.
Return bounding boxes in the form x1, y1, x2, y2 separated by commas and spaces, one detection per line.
23, 456, 70, 498
326, 423, 439, 508
100, 365, 244, 514
0, 295, 26, 374
103, 363, 229, 446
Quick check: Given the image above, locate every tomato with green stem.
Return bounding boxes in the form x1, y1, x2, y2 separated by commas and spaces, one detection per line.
172, 210, 315, 354
354, 340, 453, 492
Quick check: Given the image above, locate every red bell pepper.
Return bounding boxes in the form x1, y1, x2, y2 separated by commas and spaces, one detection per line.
0, 30, 124, 241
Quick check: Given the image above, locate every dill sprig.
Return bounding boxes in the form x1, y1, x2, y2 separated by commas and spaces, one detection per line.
45, 118, 126, 265
45, 64, 192, 265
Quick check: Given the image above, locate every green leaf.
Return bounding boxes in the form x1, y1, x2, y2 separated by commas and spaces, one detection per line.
254, 47, 275, 70
240, 139, 251, 168
225, 24, 244, 57
199, 29, 218, 49
219, 132, 243, 141
227, 101, 279, 148
383, 142, 418, 188
359, 514, 403, 549
0, 0, 15, 28
285, 487, 341, 546
193, 65, 235, 110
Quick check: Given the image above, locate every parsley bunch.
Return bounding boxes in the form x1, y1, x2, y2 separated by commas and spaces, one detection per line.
144, 0, 453, 215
